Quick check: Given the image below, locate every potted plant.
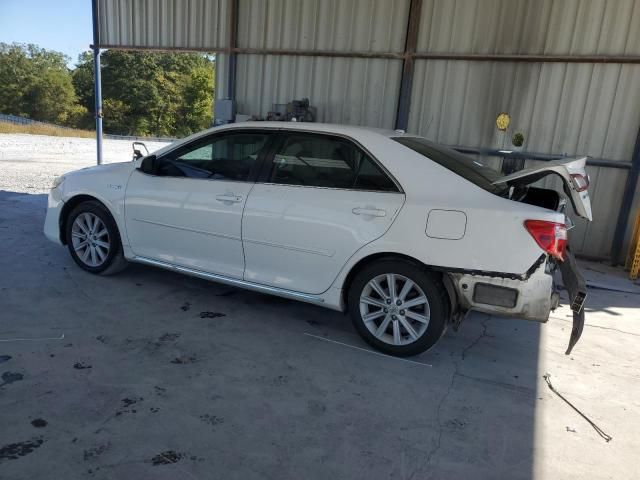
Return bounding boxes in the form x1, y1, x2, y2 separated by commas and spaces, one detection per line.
512, 132, 525, 152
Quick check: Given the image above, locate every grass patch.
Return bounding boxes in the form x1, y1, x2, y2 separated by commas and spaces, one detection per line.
0, 122, 95, 138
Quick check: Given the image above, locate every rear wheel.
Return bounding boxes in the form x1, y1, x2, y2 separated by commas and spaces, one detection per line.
65, 201, 127, 275
348, 259, 448, 356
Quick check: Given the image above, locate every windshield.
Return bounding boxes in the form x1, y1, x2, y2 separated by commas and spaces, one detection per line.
392, 136, 507, 195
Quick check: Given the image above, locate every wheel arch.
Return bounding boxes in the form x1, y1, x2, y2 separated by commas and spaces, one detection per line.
59, 194, 117, 245
340, 252, 455, 315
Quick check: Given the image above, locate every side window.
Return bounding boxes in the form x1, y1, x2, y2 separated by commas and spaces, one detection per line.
155, 133, 269, 181
269, 134, 397, 191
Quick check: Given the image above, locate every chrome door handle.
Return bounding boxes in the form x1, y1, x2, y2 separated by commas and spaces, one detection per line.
352, 207, 386, 217
215, 194, 243, 203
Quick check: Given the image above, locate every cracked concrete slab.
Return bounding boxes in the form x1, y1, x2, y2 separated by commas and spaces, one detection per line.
1, 138, 639, 479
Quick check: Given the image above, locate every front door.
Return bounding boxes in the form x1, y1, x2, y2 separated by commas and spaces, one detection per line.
242, 132, 405, 294
125, 131, 270, 279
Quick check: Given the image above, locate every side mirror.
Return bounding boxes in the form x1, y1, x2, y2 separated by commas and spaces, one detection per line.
139, 155, 156, 174
132, 141, 149, 161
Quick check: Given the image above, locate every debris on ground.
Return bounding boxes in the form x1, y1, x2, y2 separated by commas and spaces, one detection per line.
199, 311, 226, 319
543, 373, 612, 442
149, 450, 183, 465
0, 372, 24, 387
0, 438, 44, 461
30, 419, 47, 428
171, 355, 197, 364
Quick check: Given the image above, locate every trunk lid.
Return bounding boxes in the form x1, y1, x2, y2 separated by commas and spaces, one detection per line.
493, 157, 592, 220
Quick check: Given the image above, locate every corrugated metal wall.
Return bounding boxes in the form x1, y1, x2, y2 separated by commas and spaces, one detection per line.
234, 56, 402, 128
416, 0, 640, 55
232, 0, 409, 129
96, 0, 640, 258
96, 0, 230, 49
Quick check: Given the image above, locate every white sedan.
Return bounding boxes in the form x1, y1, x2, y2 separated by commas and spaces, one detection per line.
44, 123, 591, 356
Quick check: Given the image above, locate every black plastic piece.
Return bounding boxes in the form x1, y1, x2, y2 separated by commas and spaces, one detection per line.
559, 248, 587, 355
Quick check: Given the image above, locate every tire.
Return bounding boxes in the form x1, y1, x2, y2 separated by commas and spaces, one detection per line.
348, 259, 449, 357
65, 200, 128, 275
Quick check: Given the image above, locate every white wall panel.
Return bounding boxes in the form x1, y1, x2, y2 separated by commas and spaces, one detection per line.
238, 0, 410, 52
96, 0, 230, 49
235, 54, 402, 129
417, 0, 640, 56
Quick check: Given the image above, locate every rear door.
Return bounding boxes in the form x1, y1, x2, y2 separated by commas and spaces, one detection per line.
241, 131, 405, 294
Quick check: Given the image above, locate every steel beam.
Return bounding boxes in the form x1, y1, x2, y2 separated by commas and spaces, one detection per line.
451, 146, 632, 170
395, 0, 423, 131
611, 127, 640, 263
91, 0, 102, 165
227, 0, 239, 100
93, 48, 103, 166
91, 0, 103, 165
91, 44, 640, 65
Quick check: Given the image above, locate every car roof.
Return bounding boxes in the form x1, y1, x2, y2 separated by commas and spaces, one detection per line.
214, 121, 400, 137
152, 122, 407, 157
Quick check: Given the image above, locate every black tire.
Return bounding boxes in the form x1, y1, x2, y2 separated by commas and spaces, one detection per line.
348, 259, 449, 357
65, 200, 128, 275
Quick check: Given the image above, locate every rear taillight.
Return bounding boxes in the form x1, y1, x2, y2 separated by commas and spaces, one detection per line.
524, 220, 568, 261
570, 173, 589, 192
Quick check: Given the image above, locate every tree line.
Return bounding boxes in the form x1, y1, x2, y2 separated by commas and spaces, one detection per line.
0, 43, 215, 137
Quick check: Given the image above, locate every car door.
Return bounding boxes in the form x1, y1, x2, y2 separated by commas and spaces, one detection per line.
242, 131, 405, 294
124, 130, 271, 279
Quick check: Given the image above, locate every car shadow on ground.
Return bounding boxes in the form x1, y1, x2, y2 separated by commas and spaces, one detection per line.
0, 189, 557, 479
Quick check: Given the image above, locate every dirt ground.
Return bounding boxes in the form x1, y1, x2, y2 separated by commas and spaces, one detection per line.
1, 134, 639, 479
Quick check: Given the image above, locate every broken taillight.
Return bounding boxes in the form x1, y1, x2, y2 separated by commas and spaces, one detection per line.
570, 173, 589, 192
524, 220, 568, 261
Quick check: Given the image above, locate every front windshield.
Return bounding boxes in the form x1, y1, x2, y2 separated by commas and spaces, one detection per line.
392, 136, 507, 195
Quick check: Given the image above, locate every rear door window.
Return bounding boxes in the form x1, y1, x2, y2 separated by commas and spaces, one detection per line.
268, 133, 398, 192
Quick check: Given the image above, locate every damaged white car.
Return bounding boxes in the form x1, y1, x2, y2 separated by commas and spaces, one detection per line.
44, 123, 590, 356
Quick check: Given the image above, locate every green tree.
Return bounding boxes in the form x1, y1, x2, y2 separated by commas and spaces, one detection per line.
74, 50, 214, 136
1, 44, 215, 137
0, 43, 85, 125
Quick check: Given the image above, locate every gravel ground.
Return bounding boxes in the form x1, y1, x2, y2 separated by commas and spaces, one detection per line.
0, 133, 169, 194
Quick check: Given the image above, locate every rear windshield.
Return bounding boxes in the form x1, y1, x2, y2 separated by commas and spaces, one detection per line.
392, 136, 506, 195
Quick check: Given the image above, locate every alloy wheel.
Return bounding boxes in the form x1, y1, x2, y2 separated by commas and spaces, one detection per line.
359, 273, 431, 346
71, 212, 110, 267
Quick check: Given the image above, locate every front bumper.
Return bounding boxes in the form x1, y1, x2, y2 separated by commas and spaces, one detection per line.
43, 188, 65, 245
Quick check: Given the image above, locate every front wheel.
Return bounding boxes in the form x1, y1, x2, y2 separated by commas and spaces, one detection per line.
65, 201, 128, 275
348, 260, 448, 357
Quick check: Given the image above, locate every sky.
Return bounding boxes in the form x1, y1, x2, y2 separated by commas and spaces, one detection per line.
0, 0, 93, 68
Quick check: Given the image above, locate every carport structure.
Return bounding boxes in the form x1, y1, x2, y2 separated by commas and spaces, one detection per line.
91, 0, 640, 261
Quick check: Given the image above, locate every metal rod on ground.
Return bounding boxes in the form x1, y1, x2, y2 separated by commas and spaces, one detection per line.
611, 125, 640, 264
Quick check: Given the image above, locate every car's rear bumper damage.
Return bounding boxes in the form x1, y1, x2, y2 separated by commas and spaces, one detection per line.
448, 256, 555, 323
447, 251, 586, 354
558, 248, 587, 354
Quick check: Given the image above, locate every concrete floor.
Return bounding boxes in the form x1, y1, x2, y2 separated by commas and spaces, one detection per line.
1, 188, 639, 479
